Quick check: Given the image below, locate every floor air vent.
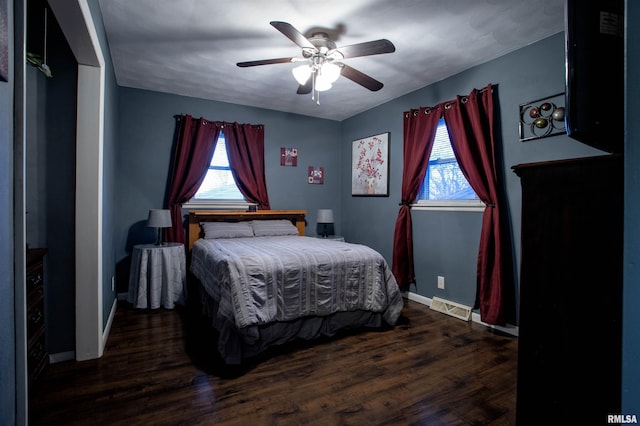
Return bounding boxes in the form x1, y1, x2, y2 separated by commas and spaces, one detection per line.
430, 297, 472, 321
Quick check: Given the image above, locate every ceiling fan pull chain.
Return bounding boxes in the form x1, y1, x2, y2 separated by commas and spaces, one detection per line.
312, 71, 316, 103
44, 8, 48, 65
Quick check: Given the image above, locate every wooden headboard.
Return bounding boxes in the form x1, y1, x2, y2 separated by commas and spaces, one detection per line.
188, 209, 307, 250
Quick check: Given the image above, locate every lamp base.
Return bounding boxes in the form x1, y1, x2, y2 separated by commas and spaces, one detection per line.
154, 228, 164, 246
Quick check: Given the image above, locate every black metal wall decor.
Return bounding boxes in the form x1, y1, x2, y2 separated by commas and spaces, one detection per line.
519, 93, 566, 141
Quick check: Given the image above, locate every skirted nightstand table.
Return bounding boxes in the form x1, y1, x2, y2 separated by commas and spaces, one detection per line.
127, 242, 186, 309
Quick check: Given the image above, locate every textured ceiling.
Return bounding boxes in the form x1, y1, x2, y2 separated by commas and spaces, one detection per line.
98, 0, 565, 121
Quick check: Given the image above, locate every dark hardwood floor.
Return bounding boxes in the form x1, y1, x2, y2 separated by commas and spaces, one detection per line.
30, 299, 517, 425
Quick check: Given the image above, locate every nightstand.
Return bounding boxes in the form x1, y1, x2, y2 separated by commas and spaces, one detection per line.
316, 235, 345, 242
127, 242, 186, 309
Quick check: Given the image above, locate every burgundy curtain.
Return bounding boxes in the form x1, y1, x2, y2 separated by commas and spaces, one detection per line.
392, 84, 513, 325
391, 107, 441, 289
165, 115, 221, 244
224, 123, 271, 210
442, 84, 513, 325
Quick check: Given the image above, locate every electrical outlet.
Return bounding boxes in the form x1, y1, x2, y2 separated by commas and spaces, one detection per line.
437, 275, 445, 289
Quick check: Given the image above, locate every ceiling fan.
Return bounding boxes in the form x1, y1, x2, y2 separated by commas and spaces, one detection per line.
236, 21, 395, 104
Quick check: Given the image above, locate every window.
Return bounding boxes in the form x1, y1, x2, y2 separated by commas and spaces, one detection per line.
415, 119, 484, 211
185, 134, 250, 208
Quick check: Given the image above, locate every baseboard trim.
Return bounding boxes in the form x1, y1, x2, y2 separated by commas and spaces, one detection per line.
49, 351, 75, 364
101, 296, 118, 356
404, 291, 432, 307
404, 291, 519, 337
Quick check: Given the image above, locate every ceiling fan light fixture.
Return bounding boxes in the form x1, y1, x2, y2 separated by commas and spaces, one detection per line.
320, 62, 341, 83
315, 74, 332, 92
292, 64, 311, 85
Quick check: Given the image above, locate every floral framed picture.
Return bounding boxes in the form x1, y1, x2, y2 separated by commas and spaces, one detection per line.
351, 132, 389, 196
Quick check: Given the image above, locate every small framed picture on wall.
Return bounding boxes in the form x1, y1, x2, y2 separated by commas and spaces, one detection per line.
280, 147, 297, 166
308, 166, 324, 184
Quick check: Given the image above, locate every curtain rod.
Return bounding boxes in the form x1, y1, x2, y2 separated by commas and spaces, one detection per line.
174, 115, 263, 128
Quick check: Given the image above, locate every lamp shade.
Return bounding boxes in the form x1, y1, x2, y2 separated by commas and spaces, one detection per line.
292, 64, 312, 85
147, 209, 172, 228
314, 75, 332, 92
317, 209, 334, 224
320, 62, 341, 83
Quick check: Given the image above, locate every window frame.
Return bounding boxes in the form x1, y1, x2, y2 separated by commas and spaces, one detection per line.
413, 119, 485, 212
412, 199, 486, 212
181, 134, 256, 210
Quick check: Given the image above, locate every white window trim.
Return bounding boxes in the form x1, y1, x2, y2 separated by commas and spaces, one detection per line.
412, 199, 486, 212
182, 199, 257, 210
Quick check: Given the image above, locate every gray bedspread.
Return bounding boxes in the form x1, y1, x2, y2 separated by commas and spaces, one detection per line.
190, 236, 404, 362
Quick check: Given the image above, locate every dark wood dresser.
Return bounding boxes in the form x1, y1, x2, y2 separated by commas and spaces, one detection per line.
512, 155, 623, 425
26, 248, 48, 387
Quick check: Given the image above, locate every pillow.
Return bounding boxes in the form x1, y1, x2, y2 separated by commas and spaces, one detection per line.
200, 221, 254, 239
250, 219, 299, 237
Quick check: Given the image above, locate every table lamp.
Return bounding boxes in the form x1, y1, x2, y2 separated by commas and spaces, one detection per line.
317, 209, 334, 238
147, 209, 172, 245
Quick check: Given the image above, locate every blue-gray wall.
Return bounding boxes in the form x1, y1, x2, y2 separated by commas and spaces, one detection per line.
0, 0, 16, 421
624, 0, 640, 414
114, 89, 342, 288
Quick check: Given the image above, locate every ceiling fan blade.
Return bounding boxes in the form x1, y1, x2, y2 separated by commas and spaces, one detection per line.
296, 79, 312, 95
270, 21, 315, 50
336, 39, 395, 59
339, 64, 384, 91
237, 57, 295, 67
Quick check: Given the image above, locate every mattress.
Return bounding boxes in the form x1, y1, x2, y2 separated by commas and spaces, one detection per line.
190, 235, 404, 363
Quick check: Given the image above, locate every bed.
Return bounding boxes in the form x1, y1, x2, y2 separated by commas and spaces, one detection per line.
188, 210, 404, 364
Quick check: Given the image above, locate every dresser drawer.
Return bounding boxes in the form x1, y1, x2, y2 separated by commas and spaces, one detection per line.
27, 288, 45, 345
26, 268, 43, 293
26, 248, 48, 387
28, 333, 47, 385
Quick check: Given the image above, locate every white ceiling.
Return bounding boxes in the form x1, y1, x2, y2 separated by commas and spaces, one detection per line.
98, 0, 565, 121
